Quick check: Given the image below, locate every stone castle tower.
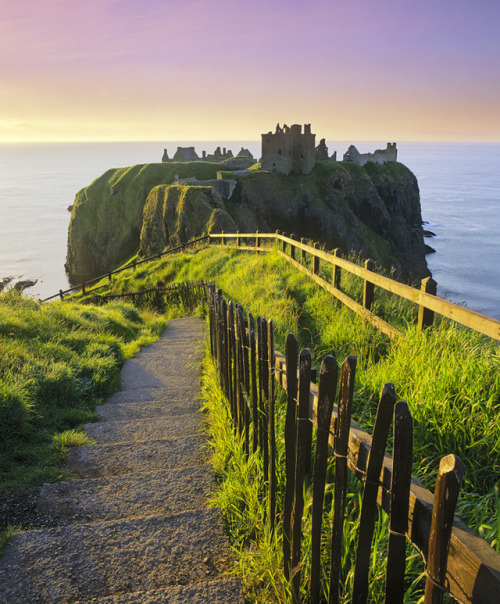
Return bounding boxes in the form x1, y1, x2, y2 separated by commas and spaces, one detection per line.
261, 123, 316, 175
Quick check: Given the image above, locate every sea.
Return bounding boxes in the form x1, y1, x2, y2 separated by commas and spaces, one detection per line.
0, 141, 499, 319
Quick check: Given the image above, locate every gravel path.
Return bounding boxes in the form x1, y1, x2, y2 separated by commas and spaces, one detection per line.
0, 317, 243, 603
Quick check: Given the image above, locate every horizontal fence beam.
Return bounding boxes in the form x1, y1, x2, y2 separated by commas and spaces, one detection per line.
42, 235, 210, 302
208, 233, 500, 341
272, 349, 500, 603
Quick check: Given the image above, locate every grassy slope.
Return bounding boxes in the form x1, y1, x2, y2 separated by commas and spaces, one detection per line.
0, 293, 166, 491
87, 246, 499, 530
85, 246, 498, 601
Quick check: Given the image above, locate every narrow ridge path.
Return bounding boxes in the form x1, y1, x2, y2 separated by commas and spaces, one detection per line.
0, 317, 243, 603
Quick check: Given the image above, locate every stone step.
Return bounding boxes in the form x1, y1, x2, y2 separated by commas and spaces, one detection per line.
96, 398, 201, 422
106, 386, 201, 406
66, 434, 209, 479
84, 413, 203, 445
0, 509, 233, 603
36, 465, 216, 526
78, 577, 244, 603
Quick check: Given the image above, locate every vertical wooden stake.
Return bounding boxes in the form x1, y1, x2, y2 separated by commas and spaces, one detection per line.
418, 276, 437, 331
291, 348, 312, 603
385, 401, 413, 604
352, 383, 397, 603
424, 454, 465, 604
313, 242, 320, 275
301, 238, 306, 265
268, 320, 276, 531
290, 234, 296, 261
249, 314, 258, 452
310, 355, 339, 604
328, 355, 357, 604
333, 248, 342, 290
283, 334, 299, 581
363, 259, 375, 311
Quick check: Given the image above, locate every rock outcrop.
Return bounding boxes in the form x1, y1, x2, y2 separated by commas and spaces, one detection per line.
66, 159, 428, 284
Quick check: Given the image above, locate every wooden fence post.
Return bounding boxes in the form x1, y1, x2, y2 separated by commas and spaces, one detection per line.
310, 355, 339, 604
282, 233, 287, 253
108, 273, 112, 282
249, 313, 258, 452
59, 289, 64, 300
255, 230, 260, 249
236, 230, 240, 247
328, 355, 357, 604
333, 248, 342, 290
290, 234, 296, 261
352, 383, 397, 603
81, 282, 86, 295
221, 230, 225, 245
424, 454, 465, 604
418, 277, 437, 331
301, 238, 306, 265
227, 301, 234, 420
268, 320, 276, 530
386, 401, 413, 603
291, 348, 312, 603
283, 334, 299, 581
313, 242, 320, 275
363, 259, 375, 311
260, 318, 269, 483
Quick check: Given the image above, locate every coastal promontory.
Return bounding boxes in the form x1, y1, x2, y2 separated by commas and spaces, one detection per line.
65, 159, 429, 284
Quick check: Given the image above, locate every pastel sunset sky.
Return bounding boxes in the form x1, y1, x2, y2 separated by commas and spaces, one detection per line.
1, 0, 499, 142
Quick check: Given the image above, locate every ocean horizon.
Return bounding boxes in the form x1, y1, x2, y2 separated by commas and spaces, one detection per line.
0, 140, 499, 320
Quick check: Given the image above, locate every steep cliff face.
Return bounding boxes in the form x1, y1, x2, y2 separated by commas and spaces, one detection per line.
223, 161, 428, 281
139, 185, 236, 257
65, 162, 225, 283
66, 160, 428, 284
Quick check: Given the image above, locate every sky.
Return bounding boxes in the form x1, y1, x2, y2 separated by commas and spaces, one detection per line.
1, 0, 499, 142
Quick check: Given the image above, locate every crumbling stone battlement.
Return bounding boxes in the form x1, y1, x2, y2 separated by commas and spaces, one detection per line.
260, 123, 316, 175
343, 143, 397, 166
162, 146, 254, 165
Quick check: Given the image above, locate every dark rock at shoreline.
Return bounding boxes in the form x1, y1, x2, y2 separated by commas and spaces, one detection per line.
423, 229, 436, 237
425, 244, 436, 255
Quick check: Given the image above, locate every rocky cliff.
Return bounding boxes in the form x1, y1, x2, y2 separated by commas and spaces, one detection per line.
66, 160, 428, 284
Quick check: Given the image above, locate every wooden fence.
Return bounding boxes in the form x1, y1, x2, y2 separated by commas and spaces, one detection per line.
208, 232, 500, 342
207, 284, 500, 603
79, 280, 208, 311
42, 235, 210, 302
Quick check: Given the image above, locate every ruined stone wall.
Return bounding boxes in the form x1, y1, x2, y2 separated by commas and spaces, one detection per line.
261, 123, 316, 174
343, 143, 397, 166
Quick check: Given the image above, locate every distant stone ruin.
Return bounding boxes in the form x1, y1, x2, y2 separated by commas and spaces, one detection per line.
343, 143, 397, 166
160, 128, 398, 175
162, 146, 254, 167
260, 123, 316, 175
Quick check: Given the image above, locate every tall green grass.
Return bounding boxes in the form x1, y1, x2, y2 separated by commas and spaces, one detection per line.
0, 291, 166, 490
73, 246, 499, 599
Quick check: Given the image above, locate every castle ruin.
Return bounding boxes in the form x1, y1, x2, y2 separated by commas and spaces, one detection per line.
260, 123, 316, 175
343, 143, 397, 166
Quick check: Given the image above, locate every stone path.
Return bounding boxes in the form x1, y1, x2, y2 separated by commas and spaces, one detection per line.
0, 317, 244, 603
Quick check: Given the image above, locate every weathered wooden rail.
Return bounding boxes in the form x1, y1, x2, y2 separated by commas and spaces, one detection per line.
42, 235, 210, 302
207, 284, 500, 603
80, 280, 208, 311
46, 231, 500, 345
209, 232, 500, 342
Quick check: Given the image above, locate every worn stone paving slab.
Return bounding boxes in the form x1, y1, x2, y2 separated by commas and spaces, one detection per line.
37, 465, 216, 525
78, 578, 245, 603
0, 509, 231, 603
84, 413, 203, 445
66, 434, 210, 478
105, 386, 200, 406
96, 399, 202, 422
